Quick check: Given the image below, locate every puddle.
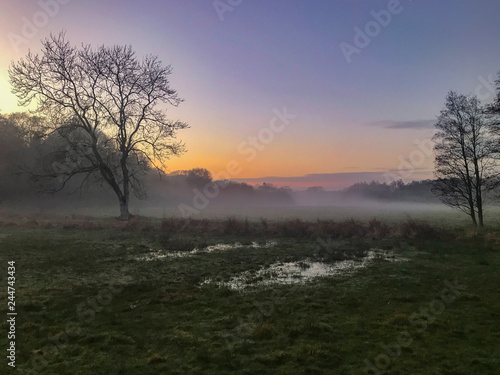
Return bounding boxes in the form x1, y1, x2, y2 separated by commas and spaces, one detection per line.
133, 241, 277, 261
191, 241, 277, 254
134, 250, 191, 261
201, 249, 407, 290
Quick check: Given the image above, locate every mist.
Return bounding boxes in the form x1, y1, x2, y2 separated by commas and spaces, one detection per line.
0, 129, 450, 221
0, 115, 489, 225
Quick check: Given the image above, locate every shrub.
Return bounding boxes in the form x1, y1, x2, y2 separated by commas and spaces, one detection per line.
394, 219, 440, 240
366, 219, 390, 239
278, 219, 313, 239
334, 219, 366, 238
222, 217, 252, 235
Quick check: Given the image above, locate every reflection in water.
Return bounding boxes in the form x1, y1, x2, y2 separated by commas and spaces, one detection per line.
201, 249, 407, 290
133, 241, 277, 261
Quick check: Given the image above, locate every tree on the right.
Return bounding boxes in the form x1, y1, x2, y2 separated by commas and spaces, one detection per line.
487, 71, 500, 179
432, 91, 495, 227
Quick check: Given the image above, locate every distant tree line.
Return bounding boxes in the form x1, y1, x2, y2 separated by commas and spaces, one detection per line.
0, 116, 445, 214
340, 180, 437, 201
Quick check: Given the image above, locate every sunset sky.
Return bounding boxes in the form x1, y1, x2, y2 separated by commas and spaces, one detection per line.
1, 0, 500, 188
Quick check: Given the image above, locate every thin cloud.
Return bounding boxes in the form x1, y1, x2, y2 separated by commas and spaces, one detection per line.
369, 119, 436, 130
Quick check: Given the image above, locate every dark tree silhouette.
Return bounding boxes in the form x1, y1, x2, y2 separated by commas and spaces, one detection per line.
9, 32, 188, 220
432, 91, 494, 226
488, 70, 500, 119
487, 71, 500, 187
0, 115, 24, 200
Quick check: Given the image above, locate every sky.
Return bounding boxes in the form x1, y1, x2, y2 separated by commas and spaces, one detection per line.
1, 0, 500, 189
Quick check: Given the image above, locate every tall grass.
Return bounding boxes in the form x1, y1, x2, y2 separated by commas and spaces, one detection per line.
0, 212, 480, 241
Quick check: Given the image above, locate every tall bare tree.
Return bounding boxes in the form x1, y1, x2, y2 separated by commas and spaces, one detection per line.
487, 71, 500, 185
9, 32, 188, 219
432, 91, 494, 226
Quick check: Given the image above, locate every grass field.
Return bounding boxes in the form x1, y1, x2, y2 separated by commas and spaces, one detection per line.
0, 215, 499, 374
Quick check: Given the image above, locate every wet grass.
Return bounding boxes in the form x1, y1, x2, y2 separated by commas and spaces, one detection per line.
0, 219, 499, 374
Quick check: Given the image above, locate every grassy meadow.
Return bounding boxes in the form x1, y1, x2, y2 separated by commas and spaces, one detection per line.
0, 212, 499, 374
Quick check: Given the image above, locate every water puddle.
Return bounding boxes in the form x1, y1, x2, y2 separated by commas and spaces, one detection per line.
201, 249, 406, 290
134, 250, 190, 261
133, 241, 277, 261
191, 241, 277, 254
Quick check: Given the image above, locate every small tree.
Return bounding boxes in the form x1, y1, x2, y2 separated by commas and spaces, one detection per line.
432, 91, 494, 226
9, 32, 188, 219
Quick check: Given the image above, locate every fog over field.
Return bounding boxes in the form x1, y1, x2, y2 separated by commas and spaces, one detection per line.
1, 153, 498, 226
2, 164, 494, 227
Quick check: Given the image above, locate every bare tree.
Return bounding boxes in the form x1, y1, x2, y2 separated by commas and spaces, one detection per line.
488, 70, 500, 118
432, 91, 494, 226
487, 71, 500, 185
9, 32, 188, 219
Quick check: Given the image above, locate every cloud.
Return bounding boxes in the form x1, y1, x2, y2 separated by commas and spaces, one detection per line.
368, 119, 436, 130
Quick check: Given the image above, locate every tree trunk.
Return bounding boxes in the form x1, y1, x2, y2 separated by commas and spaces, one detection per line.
473, 158, 484, 227
471, 118, 484, 227
118, 177, 130, 220
119, 197, 130, 221
466, 184, 477, 226
460, 135, 477, 227
119, 155, 131, 221
469, 209, 478, 227
477, 208, 483, 227
476, 188, 484, 227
